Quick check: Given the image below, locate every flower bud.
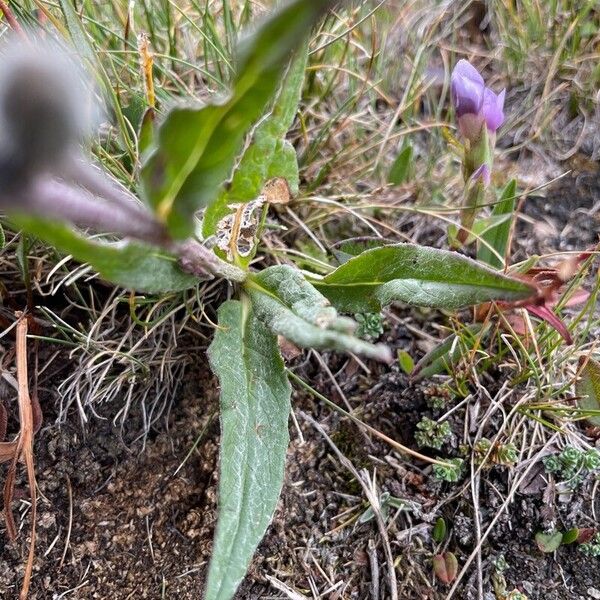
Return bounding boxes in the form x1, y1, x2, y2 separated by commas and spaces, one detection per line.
451, 59, 484, 118
450, 59, 505, 142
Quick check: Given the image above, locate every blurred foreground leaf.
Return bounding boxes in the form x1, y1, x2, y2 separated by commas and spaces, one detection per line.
13, 215, 196, 293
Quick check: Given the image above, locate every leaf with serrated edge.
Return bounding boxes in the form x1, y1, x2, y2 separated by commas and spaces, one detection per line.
576, 357, 600, 426
142, 1, 329, 239
312, 244, 536, 313
247, 265, 391, 362
206, 300, 291, 600
13, 215, 196, 293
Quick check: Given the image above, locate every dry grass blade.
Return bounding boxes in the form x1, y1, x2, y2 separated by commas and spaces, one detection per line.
0, 315, 38, 600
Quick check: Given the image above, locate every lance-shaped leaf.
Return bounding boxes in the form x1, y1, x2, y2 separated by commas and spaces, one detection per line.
202, 43, 308, 239
311, 244, 537, 313
142, 0, 331, 239
477, 178, 517, 268
206, 300, 291, 600
13, 215, 196, 293
246, 265, 391, 362
576, 357, 600, 427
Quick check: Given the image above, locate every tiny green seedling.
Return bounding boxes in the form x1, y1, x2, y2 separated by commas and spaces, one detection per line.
433, 458, 464, 483
415, 417, 452, 450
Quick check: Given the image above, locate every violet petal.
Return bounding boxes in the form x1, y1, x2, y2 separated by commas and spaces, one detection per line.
482, 87, 505, 132
451, 59, 485, 118
471, 164, 491, 187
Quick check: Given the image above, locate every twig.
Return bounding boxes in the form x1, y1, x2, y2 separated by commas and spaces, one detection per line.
367, 538, 380, 600
59, 475, 73, 569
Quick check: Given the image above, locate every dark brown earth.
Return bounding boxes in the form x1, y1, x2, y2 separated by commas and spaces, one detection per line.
0, 169, 599, 599
1, 331, 599, 599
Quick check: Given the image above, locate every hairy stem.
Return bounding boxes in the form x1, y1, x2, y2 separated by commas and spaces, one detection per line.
3, 173, 247, 283
24, 177, 169, 245
176, 239, 246, 282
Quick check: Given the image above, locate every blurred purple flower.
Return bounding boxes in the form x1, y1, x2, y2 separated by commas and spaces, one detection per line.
482, 88, 505, 132
451, 59, 505, 139
451, 59, 484, 118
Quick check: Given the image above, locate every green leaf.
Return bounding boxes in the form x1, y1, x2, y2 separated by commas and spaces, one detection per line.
331, 237, 388, 265
576, 357, 600, 426
562, 528, 579, 545
206, 300, 291, 600
267, 139, 300, 193
432, 517, 447, 543
246, 265, 392, 362
397, 349, 415, 375
477, 179, 517, 269
142, 0, 330, 239
311, 244, 536, 313
449, 213, 512, 247
202, 44, 308, 239
13, 215, 196, 293
535, 530, 563, 553
388, 143, 413, 185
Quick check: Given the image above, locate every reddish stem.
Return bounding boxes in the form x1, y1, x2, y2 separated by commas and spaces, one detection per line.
0, 1, 27, 39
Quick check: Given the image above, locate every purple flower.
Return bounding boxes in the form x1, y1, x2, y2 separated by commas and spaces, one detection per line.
450, 59, 505, 139
451, 59, 484, 118
482, 87, 505, 133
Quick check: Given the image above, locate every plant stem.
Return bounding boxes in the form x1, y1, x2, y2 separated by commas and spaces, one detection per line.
176, 239, 246, 282
24, 177, 169, 245
4, 172, 247, 283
